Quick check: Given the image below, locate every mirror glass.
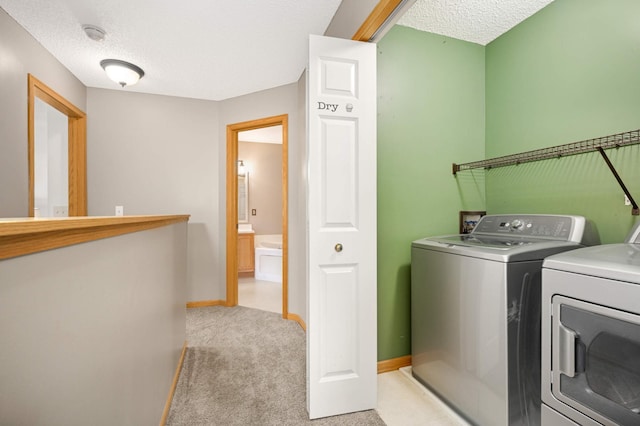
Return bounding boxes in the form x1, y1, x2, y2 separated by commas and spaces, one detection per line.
238, 172, 249, 223
28, 74, 87, 217
34, 98, 68, 217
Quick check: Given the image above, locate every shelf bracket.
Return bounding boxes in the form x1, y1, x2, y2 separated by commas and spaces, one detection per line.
597, 147, 639, 216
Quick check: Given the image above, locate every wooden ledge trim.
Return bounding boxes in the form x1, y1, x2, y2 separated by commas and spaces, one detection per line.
377, 355, 411, 374
0, 215, 190, 260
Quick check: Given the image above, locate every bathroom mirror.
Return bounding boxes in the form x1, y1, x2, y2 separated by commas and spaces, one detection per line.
34, 98, 68, 217
238, 172, 249, 223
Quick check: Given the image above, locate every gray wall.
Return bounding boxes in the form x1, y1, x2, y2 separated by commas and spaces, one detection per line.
87, 83, 303, 311
0, 223, 187, 425
87, 88, 220, 303
0, 8, 86, 218
238, 141, 283, 235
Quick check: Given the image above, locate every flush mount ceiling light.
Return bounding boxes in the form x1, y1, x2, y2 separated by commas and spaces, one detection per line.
100, 59, 145, 88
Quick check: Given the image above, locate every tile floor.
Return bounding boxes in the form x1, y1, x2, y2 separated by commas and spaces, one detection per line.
378, 368, 469, 425
238, 276, 282, 314
238, 276, 470, 425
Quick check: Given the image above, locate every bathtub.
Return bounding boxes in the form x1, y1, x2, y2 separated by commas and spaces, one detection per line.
254, 234, 282, 282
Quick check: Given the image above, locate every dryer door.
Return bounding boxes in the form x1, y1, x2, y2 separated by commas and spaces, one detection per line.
551, 296, 640, 425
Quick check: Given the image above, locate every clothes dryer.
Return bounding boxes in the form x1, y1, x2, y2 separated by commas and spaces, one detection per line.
541, 222, 640, 426
411, 214, 590, 426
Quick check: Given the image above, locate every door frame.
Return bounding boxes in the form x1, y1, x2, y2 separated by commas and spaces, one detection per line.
28, 74, 87, 216
226, 114, 289, 318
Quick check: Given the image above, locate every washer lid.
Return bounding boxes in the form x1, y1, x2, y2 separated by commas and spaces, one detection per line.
543, 244, 640, 284
431, 234, 536, 248
411, 214, 588, 262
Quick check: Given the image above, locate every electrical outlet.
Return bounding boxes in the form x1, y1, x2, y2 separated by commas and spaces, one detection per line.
115, 205, 124, 216
252, 209, 257, 216
52, 206, 68, 217
625, 195, 632, 206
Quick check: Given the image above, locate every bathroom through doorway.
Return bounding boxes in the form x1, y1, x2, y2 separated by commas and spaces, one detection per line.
225, 115, 289, 318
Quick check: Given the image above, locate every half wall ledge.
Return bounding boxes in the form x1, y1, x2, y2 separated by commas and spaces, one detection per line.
0, 215, 190, 260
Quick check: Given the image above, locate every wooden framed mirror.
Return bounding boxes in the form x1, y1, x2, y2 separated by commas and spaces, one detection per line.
28, 74, 87, 217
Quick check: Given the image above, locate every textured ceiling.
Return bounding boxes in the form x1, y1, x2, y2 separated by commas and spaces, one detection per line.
0, 0, 342, 101
398, 0, 555, 45
1, 0, 555, 102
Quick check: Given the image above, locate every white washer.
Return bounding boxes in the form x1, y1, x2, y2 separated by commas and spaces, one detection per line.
541, 222, 640, 426
411, 214, 590, 426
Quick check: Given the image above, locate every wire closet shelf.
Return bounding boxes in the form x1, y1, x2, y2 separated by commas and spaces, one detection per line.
452, 128, 640, 215
452, 129, 640, 175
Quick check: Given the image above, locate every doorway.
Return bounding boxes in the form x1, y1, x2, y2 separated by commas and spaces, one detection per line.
226, 114, 288, 318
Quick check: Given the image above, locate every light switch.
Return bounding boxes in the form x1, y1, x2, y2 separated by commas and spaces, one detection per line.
251, 209, 257, 216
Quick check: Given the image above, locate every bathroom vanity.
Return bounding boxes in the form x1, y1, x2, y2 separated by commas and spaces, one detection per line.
238, 230, 255, 274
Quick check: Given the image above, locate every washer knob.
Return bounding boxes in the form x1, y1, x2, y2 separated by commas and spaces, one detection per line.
511, 219, 524, 230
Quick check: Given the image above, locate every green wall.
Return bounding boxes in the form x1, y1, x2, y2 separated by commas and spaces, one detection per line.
376, 0, 640, 361
485, 0, 640, 242
376, 26, 485, 360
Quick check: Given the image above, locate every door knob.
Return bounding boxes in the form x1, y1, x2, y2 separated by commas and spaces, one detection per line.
335, 243, 343, 252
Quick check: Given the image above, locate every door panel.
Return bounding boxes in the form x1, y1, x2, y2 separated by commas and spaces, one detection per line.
319, 264, 358, 380
319, 58, 357, 97
320, 118, 358, 227
307, 34, 377, 419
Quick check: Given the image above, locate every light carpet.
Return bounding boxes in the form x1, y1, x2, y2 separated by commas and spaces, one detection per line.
167, 306, 385, 425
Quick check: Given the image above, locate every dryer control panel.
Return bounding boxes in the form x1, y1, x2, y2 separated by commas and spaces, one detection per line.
473, 214, 585, 242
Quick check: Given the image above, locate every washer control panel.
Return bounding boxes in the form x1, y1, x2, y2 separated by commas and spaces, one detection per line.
473, 214, 582, 240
